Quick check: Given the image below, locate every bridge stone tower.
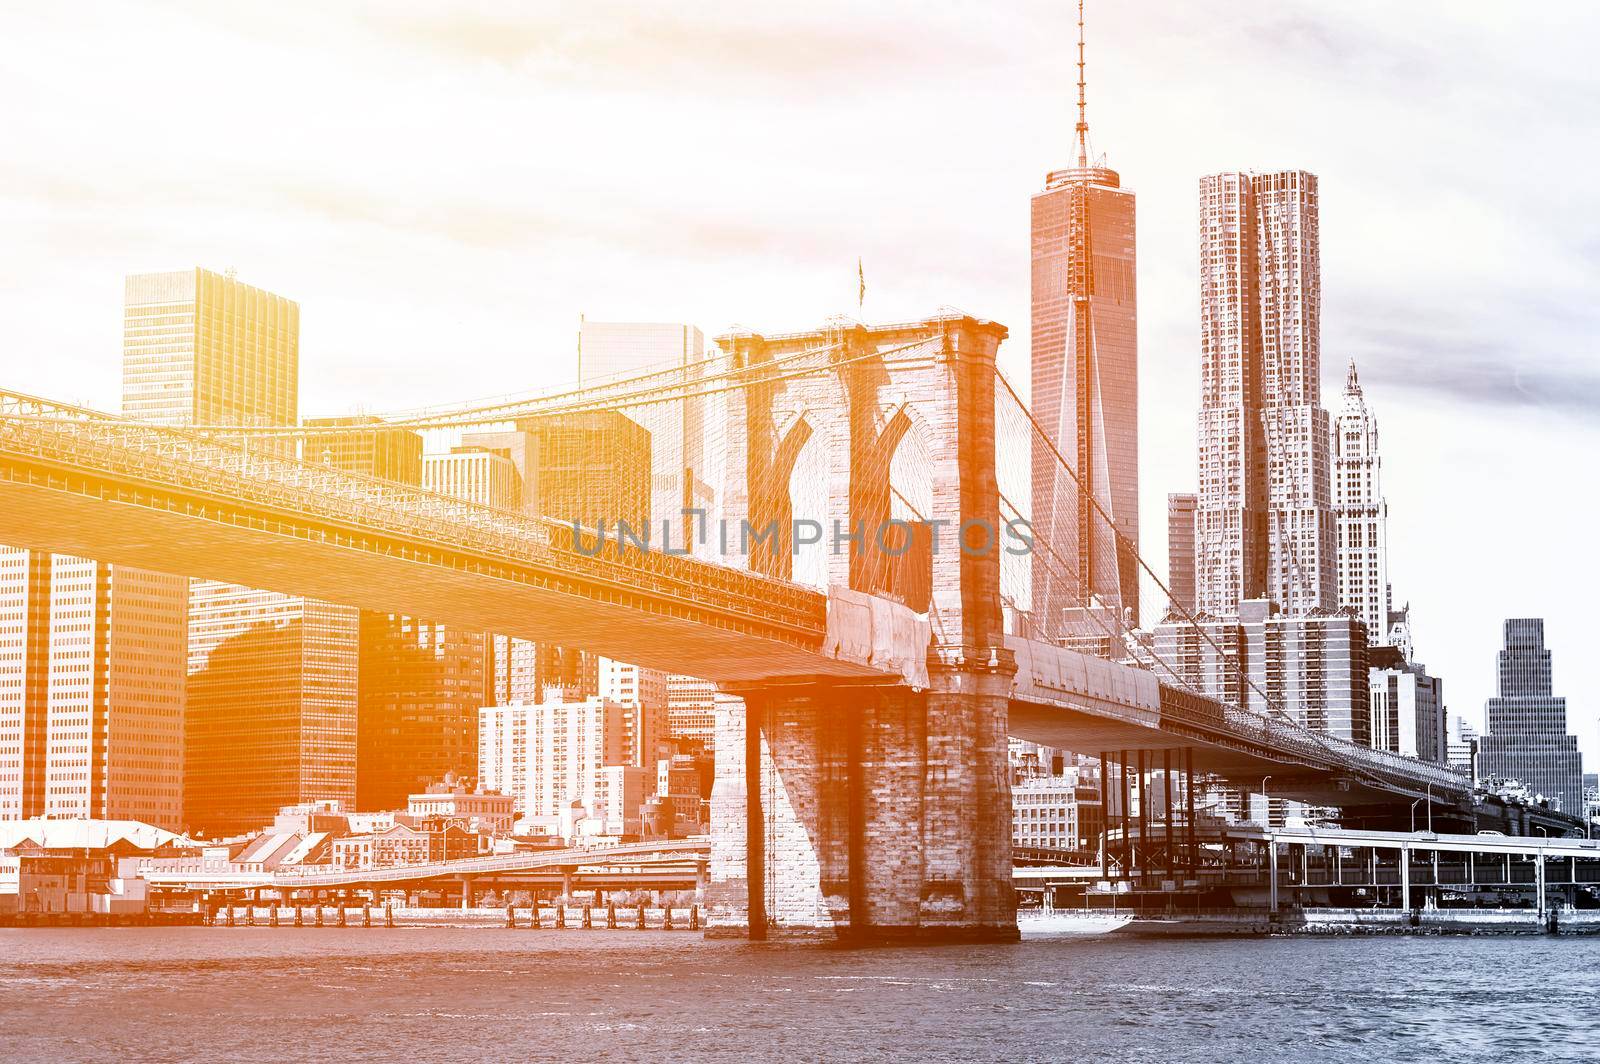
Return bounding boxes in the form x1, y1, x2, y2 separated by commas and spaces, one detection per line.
706, 315, 1018, 941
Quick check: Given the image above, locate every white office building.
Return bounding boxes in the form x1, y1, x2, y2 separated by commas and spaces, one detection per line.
478, 697, 627, 836
1332, 361, 1392, 645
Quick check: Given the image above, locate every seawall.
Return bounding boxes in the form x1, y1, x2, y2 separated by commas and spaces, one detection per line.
1117, 908, 1600, 937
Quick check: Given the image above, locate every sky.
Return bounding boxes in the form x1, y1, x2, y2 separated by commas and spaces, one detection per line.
2, 1, 1597, 760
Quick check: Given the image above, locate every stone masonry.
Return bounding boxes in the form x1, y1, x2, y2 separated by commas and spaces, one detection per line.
706, 315, 1018, 941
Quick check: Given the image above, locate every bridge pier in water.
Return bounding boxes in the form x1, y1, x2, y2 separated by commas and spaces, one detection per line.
706, 662, 1017, 942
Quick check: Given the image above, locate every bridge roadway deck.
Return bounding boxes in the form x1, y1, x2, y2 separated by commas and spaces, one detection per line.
1006, 637, 1469, 807
0, 405, 913, 684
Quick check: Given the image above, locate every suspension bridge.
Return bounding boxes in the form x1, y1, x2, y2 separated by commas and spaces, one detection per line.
0, 312, 1468, 941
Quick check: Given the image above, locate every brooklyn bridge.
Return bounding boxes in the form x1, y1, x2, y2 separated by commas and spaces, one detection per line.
0, 312, 1467, 941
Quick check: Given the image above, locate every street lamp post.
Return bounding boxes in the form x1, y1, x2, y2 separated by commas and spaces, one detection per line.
1531, 827, 1549, 917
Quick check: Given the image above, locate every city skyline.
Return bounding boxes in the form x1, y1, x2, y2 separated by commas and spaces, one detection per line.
8, 18, 1600, 1045
0, 0, 1594, 768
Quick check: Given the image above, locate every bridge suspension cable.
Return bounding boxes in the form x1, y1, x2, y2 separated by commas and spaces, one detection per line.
991, 369, 1402, 791
0, 328, 1456, 796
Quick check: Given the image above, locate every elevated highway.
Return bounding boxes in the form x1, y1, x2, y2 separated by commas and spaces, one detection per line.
138, 838, 709, 892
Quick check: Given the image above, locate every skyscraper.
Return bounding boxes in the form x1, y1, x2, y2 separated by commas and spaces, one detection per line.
1368, 645, 1445, 763
123, 268, 297, 435
525, 410, 652, 533
123, 268, 361, 837
1447, 714, 1479, 779
571, 333, 713, 756
444, 426, 554, 711
1030, 6, 1139, 635
478, 697, 628, 836
442, 424, 612, 712
1478, 618, 1582, 813
1332, 360, 1392, 645
490, 635, 541, 706
185, 592, 358, 835
666, 674, 718, 750
456, 428, 540, 517
1154, 598, 1369, 746
0, 550, 186, 828
597, 657, 666, 768
0, 549, 50, 821
355, 613, 489, 811
1166, 493, 1197, 616
0, 270, 288, 830
423, 448, 523, 512
1195, 170, 1336, 618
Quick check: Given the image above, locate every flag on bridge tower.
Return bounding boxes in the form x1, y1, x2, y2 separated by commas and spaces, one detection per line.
857, 257, 865, 312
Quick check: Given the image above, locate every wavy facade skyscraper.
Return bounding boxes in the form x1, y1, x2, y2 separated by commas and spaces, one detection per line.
1194, 170, 1336, 618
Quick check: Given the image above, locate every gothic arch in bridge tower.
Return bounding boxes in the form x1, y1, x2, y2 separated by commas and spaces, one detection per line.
752, 409, 816, 583
878, 401, 936, 617
779, 409, 828, 589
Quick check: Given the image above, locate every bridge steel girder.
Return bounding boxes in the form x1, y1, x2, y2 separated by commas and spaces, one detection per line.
1006, 634, 1469, 810
1007, 692, 1467, 810
0, 443, 855, 686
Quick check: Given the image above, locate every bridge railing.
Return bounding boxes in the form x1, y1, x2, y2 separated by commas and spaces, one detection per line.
1156, 681, 1470, 797
2, 392, 550, 551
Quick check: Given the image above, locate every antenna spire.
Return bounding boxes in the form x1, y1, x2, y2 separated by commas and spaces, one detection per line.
1075, 0, 1089, 167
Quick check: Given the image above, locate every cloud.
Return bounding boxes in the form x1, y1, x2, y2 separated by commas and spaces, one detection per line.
160, 0, 1019, 97
1351, 328, 1600, 416
365, 7, 984, 84
1336, 275, 1600, 419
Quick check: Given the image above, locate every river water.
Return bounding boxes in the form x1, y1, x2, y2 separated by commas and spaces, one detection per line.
3, 929, 1595, 1062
